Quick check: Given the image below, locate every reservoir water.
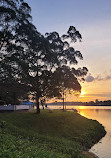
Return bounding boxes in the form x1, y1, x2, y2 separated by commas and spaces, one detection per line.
48, 105, 111, 158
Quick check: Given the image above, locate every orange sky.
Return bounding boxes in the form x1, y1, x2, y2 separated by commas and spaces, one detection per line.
48, 79, 111, 103
64, 79, 111, 102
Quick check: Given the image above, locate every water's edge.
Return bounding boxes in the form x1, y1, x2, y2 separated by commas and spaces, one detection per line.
83, 117, 106, 158
87, 151, 98, 158
47, 106, 108, 158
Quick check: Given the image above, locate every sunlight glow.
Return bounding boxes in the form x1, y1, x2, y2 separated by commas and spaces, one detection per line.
79, 112, 86, 117
81, 91, 86, 96
79, 110, 89, 118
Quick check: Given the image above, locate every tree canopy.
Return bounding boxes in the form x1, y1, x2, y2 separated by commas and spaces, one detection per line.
0, 0, 40, 104
0, 0, 88, 112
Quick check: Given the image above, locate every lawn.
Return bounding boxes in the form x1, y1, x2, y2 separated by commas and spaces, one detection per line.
0, 110, 106, 158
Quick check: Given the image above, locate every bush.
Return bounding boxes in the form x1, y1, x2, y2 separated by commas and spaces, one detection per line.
0, 121, 7, 129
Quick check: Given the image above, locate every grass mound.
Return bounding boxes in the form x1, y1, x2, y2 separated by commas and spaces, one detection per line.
0, 110, 106, 158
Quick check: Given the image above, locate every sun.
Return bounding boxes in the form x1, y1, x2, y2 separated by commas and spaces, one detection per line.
81, 91, 85, 96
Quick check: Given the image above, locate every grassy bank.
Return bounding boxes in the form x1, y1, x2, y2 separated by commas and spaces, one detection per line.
0, 110, 106, 158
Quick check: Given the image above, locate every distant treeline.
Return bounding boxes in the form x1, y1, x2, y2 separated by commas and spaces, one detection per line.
48, 100, 111, 106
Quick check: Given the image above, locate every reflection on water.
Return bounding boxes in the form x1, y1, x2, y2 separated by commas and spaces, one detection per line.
77, 108, 111, 158
48, 105, 111, 158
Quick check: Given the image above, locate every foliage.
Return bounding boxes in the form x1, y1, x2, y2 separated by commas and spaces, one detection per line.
0, 80, 29, 104
0, 133, 85, 158
0, 120, 6, 129
11, 25, 88, 113
0, 110, 106, 158
0, 0, 39, 103
0, 0, 88, 112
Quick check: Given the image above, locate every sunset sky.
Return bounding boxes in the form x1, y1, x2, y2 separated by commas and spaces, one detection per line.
26, 0, 111, 102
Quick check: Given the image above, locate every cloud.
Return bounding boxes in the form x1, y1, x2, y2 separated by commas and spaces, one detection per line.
94, 75, 103, 81
95, 74, 111, 81
105, 75, 111, 80
85, 70, 111, 82
85, 74, 95, 82
85, 93, 111, 98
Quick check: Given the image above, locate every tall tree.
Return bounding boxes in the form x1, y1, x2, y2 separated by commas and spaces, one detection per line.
15, 26, 88, 113
0, 0, 41, 103
0, 0, 88, 112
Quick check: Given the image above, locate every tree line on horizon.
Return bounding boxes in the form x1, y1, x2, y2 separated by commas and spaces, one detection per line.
48, 100, 111, 106
0, 0, 88, 113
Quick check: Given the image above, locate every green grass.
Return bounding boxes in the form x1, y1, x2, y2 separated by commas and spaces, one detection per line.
0, 110, 106, 158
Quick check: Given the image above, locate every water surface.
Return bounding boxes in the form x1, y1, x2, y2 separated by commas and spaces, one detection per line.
76, 106, 111, 158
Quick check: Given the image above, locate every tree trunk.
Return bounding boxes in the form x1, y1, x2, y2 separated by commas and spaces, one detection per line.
36, 96, 40, 114
63, 97, 65, 111
63, 91, 65, 111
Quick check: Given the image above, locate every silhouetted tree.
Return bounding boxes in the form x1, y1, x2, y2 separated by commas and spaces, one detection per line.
0, 79, 29, 105
0, 0, 40, 103
18, 26, 88, 113
52, 65, 88, 110
0, 0, 88, 113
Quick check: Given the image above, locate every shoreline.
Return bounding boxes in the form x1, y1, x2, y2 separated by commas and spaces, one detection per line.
83, 151, 98, 158
81, 114, 106, 158
0, 110, 106, 158
47, 104, 111, 106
